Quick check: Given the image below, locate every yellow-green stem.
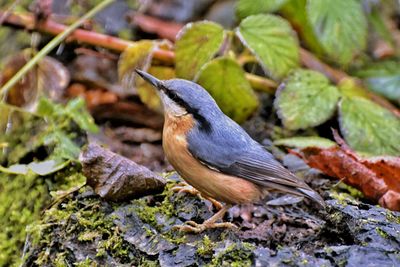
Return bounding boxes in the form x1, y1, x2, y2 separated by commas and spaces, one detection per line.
0, 0, 115, 99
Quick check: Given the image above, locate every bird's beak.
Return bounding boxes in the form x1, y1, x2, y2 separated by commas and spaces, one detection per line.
135, 69, 162, 89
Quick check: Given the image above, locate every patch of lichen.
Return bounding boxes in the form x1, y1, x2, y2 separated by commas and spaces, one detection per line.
28, 187, 136, 266
208, 242, 255, 267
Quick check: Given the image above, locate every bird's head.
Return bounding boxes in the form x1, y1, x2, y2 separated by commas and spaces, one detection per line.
135, 70, 221, 128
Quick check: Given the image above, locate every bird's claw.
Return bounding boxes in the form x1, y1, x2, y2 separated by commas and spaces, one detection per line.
172, 220, 238, 233
171, 185, 200, 196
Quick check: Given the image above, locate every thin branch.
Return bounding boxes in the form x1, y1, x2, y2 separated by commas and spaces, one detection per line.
299, 48, 348, 83
0, 10, 399, 117
0, 10, 275, 93
0, 11, 174, 63
0, 0, 21, 25
245, 73, 277, 94
299, 48, 400, 116
0, 0, 115, 97
126, 11, 182, 41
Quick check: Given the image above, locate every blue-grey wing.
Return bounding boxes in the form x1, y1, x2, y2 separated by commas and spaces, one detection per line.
187, 117, 324, 206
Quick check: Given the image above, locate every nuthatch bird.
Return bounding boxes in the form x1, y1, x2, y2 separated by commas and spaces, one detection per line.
136, 69, 325, 233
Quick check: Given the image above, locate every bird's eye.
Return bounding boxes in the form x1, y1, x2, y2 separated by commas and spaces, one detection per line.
162, 87, 186, 108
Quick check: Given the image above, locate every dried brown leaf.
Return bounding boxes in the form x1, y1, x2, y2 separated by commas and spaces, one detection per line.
80, 143, 166, 201
1, 51, 69, 108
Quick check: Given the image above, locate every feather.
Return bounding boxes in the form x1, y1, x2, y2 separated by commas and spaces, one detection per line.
187, 114, 325, 207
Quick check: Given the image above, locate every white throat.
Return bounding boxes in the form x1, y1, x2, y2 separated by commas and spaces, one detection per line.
160, 91, 187, 117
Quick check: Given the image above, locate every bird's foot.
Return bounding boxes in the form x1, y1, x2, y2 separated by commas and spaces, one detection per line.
204, 197, 224, 210
173, 205, 236, 233
172, 220, 238, 233
171, 183, 223, 210
171, 184, 200, 196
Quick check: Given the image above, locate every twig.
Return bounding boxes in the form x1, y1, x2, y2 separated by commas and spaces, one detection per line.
0, 0, 20, 25
245, 73, 277, 94
299, 48, 348, 83
126, 11, 182, 41
0, 10, 400, 117
0, 10, 274, 93
300, 48, 400, 116
2, 10, 176, 63
0, 0, 115, 98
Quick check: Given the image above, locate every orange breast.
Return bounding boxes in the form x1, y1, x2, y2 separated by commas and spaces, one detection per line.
162, 113, 263, 204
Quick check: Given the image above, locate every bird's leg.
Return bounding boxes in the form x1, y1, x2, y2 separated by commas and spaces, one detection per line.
171, 182, 223, 210
173, 205, 237, 233
171, 182, 199, 195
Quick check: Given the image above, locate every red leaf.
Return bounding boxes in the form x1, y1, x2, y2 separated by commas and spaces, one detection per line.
295, 132, 400, 211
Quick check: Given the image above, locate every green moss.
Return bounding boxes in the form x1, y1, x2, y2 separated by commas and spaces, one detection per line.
338, 258, 348, 267
29, 188, 133, 265
197, 235, 215, 256
324, 246, 333, 254
208, 242, 255, 267
329, 190, 360, 206
337, 183, 364, 199
0, 97, 96, 266
0, 172, 50, 266
54, 252, 68, 267
78, 231, 101, 242
139, 258, 159, 267
133, 180, 187, 244
135, 181, 177, 224
375, 227, 389, 239
385, 210, 400, 224
74, 257, 97, 267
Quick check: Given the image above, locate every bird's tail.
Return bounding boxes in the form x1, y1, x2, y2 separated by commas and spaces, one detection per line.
297, 187, 326, 208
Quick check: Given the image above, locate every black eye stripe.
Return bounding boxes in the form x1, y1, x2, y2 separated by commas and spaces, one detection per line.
161, 85, 212, 133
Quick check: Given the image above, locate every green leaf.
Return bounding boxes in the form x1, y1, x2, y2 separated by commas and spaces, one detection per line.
65, 98, 98, 133
36, 96, 56, 116
280, 0, 324, 56
118, 40, 155, 91
45, 131, 81, 160
307, 0, 367, 65
354, 61, 400, 104
367, 7, 395, 46
274, 136, 336, 149
0, 160, 69, 175
196, 57, 259, 123
338, 78, 369, 99
28, 160, 70, 176
0, 164, 28, 175
175, 21, 225, 80
37, 97, 98, 133
237, 14, 299, 80
1, 51, 69, 108
236, 0, 288, 20
275, 69, 340, 130
339, 96, 400, 156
